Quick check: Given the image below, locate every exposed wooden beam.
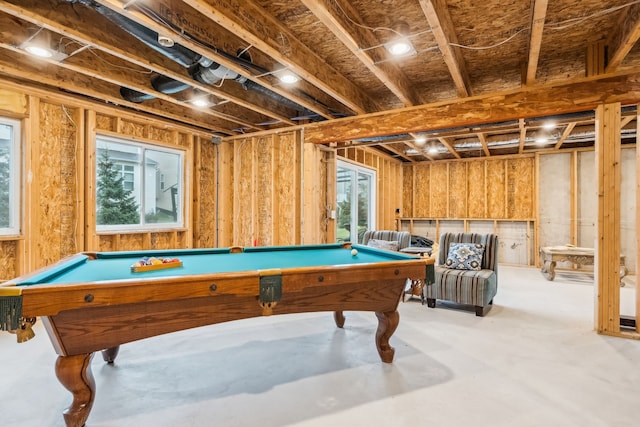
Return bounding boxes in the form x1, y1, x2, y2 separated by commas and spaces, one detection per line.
1, 0, 297, 126
301, 0, 420, 106
620, 115, 635, 129
554, 122, 576, 149
525, 0, 549, 85
418, 0, 472, 97
0, 40, 257, 131
92, 0, 310, 124
477, 133, 490, 157
0, 50, 233, 134
304, 71, 640, 144
182, 0, 378, 114
606, 2, 640, 72
438, 137, 461, 159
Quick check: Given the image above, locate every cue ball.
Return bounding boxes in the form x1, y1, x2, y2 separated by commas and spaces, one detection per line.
351, 249, 358, 256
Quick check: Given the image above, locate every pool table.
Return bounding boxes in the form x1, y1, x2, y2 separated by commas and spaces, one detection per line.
0, 243, 434, 427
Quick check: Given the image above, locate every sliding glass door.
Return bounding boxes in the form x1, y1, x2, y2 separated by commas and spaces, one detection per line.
336, 160, 376, 243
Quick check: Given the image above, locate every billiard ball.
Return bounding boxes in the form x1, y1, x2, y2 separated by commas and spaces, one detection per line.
351, 249, 358, 256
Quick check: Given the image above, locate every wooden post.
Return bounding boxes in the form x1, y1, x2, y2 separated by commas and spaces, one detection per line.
570, 150, 578, 246
594, 103, 621, 335
637, 104, 640, 334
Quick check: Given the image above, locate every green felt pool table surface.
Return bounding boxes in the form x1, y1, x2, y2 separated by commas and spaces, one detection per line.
17, 243, 418, 286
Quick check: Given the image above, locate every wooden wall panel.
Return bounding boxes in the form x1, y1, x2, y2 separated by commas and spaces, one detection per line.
0, 241, 17, 281
194, 136, 218, 248
0, 88, 28, 115
431, 163, 448, 217
150, 232, 177, 249
467, 161, 486, 217
257, 135, 274, 246
35, 102, 79, 268
95, 114, 117, 132
487, 159, 507, 218
449, 162, 467, 218
276, 132, 300, 245
149, 126, 175, 144
414, 164, 431, 217
216, 143, 234, 247
119, 120, 146, 138
402, 165, 414, 218
98, 235, 115, 252
119, 234, 145, 251
507, 157, 535, 218
235, 138, 255, 246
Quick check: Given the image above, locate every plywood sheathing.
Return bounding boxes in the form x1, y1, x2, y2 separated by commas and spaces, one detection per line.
0, 241, 17, 281
35, 102, 79, 269
404, 156, 535, 221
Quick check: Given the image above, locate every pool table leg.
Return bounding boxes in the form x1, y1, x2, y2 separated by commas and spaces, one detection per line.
375, 310, 399, 363
55, 353, 96, 427
333, 311, 345, 328
101, 346, 120, 364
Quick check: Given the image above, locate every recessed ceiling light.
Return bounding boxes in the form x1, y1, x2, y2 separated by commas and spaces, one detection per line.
414, 136, 427, 146
386, 39, 414, 56
542, 121, 556, 130
22, 28, 55, 58
535, 137, 548, 144
279, 72, 299, 84
192, 98, 209, 108
428, 146, 439, 155
24, 45, 54, 58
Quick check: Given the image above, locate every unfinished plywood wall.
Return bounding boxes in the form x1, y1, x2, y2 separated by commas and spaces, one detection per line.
0, 241, 17, 281
336, 146, 403, 230
403, 156, 535, 220
34, 101, 81, 268
193, 136, 218, 248
302, 143, 332, 244
224, 130, 304, 247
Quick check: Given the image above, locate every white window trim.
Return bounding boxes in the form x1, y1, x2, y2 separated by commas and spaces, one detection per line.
0, 117, 21, 237
95, 135, 185, 233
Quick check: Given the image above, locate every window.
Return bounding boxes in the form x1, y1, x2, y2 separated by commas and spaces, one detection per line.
96, 136, 184, 231
0, 117, 21, 236
336, 160, 376, 243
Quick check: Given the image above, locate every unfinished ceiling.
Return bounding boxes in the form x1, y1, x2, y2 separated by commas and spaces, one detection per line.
0, 0, 639, 161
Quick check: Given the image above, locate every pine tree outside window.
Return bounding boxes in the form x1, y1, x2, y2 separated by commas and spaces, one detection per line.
95, 136, 184, 232
0, 117, 20, 236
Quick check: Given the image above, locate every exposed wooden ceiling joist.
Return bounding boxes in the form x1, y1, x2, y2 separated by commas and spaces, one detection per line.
438, 137, 461, 159
301, 0, 420, 107
525, 0, 548, 85
477, 133, 490, 157
0, 0, 293, 129
0, 49, 231, 133
418, 0, 472, 97
182, 0, 378, 114
605, 2, 640, 72
554, 122, 576, 149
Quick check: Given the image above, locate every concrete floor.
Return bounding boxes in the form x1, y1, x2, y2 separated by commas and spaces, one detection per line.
1, 265, 639, 427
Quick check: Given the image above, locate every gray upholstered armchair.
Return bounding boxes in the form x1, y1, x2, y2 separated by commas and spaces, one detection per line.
361, 230, 411, 251
425, 232, 499, 316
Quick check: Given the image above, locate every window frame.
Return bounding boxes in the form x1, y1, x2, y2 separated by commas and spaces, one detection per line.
0, 116, 21, 237
95, 134, 186, 233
